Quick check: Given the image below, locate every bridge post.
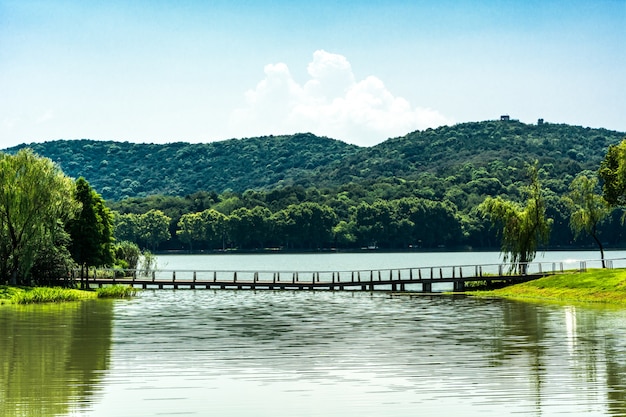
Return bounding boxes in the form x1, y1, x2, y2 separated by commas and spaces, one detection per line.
453, 280, 465, 292
152, 271, 156, 282
213, 271, 217, 282
351, 272, 354, 282
233, 272, 237, 283
422, 282, 432, 293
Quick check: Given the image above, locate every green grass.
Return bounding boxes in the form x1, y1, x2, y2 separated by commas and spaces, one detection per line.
5, 286, 96, 305
0, 284, 140, 305
96, 285, 138, 298
472, 268, 626, 305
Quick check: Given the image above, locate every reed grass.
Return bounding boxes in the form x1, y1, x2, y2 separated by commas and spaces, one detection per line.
9, 287, 96, 304
96, 285, 138, 298
0, 284, 139, 305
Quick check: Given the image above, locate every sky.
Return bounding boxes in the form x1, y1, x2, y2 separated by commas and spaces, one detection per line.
1, 0, 625, 148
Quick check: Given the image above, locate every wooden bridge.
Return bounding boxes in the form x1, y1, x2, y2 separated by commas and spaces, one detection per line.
79, 259, 609, 293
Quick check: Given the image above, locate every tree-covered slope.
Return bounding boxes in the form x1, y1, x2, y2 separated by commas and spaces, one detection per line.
4, 133, 360, 200
4, 121, 625, 202
314, 121, 625, 186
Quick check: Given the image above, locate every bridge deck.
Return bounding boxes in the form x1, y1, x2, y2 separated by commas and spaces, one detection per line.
77, 259, 604, 292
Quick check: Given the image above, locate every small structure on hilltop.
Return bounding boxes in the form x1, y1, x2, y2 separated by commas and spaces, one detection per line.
500, 115, 510, 121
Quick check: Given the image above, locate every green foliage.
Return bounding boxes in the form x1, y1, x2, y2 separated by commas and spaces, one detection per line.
66, 178, 115, 269
96, 285, 138, 298
5, 122, 623, 203
565, 173, 612, 266
0, 149, 79, 285
8, 121, 620, 252
11, 287, 95, 304
479, 164, 552, 272
5, 134, 358, 200
113, 241, 141, 269
599, 139, 626, 206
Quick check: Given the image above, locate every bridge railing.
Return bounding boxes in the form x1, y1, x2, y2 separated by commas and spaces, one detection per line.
77, 257, 626, 285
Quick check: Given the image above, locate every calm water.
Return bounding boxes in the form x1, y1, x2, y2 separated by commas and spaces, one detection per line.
2, 252, 626, 416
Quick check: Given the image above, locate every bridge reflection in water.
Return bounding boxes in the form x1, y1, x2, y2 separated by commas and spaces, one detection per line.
81, 258, 615, 292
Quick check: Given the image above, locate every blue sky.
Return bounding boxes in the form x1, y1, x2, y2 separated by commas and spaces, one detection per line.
1, 0, 624, 147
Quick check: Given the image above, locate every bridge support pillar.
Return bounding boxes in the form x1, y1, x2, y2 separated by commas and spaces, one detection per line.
453, 281, 465, 292
422, 282, 432, 293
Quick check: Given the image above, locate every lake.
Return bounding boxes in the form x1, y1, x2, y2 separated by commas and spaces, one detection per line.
2, 251, 626, 416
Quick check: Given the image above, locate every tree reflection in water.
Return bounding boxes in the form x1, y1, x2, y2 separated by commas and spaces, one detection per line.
0, 300, 113, 416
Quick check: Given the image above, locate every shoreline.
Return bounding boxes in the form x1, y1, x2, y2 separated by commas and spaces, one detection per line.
470, 268, 626, 306
0, 285, 137, 305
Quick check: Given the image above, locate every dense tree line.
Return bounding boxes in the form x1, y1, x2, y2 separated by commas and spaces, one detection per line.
108, 164, 626, 253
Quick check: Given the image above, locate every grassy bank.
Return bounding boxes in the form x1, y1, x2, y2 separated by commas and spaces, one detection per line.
472, 268, 626, 305
0, 285, 138, 305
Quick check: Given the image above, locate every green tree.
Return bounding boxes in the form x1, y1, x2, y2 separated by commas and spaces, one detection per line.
599, 139, 626, 206
138, 210, 171, 251
66, 178, 115, 277
200, 209, 229, 250
113, 212, 141, 243
565, 173, 612, 267
177, 212, 204, 252
228, 206, 272, 249
0, 149, 78, 285
280, 202, 337, 249
113, 240, 142, 270
478, 164, 552, 273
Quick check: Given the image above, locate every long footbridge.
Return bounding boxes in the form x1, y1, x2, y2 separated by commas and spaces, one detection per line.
81, 258, 615, 293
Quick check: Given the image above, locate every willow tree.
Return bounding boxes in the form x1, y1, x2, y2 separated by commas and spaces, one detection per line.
566, 173, 612, 267
0, 149, 78, 285
478, 164, 552, 274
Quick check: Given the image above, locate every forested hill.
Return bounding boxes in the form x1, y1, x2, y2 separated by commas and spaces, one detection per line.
4, 133, 359, 200
4, 121, 625, 201
313, 121, 625, 185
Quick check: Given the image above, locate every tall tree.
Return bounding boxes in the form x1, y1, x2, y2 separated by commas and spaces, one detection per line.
478, 163, 552, 273
566, 173, 612, 267
0, 149, 78, 285
66, 178, 115, 279
599, 139, 626, 206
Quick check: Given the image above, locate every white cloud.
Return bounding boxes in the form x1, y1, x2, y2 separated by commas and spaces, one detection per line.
230, 50, 451, 146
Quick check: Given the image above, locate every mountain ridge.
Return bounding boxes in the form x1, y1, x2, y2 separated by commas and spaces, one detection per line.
3, 120, 625, 201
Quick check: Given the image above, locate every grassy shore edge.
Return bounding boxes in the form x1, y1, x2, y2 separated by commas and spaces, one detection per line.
470, 268, 626, 306
0, 285, 138, 305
